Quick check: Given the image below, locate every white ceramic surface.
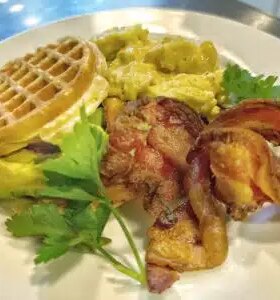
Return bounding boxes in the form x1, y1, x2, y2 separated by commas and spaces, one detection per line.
1, 8, 280, 300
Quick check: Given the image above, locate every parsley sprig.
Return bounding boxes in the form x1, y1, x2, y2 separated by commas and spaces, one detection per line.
6, 107, 146, 285
223, 64, 280, 105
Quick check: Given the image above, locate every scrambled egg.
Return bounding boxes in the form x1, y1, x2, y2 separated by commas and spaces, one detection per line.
147, 72, 223, 118
94, 25, 223, 119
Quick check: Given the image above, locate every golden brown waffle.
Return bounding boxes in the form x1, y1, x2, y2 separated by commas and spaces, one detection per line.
0, 37, 106, 155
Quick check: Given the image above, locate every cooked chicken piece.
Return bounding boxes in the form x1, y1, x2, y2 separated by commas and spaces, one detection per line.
183, 125, 280, 228
206, 128, 280, 219
208, 99, 280, 143
146, 148, 228, 293
147, 203, 207, 272
105, 184, 136, 207
208, 99, 280, 218
146, 100, 280, 293
101, 97, 204, 216
147, 125, 192, 171
129, 145, 181, 216
101, 148, 134, 185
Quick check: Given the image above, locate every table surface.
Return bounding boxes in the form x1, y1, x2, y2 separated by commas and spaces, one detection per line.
1, 0, 280, 41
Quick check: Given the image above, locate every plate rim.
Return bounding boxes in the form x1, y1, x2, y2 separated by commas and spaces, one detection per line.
1, 7, 280, 300
1, 7, 280, 46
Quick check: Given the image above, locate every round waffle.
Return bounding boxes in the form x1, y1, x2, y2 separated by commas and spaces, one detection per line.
0, 37, 107, 155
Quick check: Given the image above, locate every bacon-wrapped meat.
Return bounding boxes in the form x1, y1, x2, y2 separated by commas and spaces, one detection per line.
101, 97, 204, 217
146, 145, 228, 293
202, 128, 280, 219
146, 99, 280, 293
207, 100, 280, 218
208, 99, 280, 143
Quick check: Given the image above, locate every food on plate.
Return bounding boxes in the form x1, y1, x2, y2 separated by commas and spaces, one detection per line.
0, 37, 108, 155
145, 100, 280, 292
1, 25, 280, 294
96, 25, 218, 73
5, 109, 146, 283
101, 97, 204, 214
0, 158, 43, 199
146, 72, 222, 117
222, 64, 280, 106
208, 99, 280, 138
146, 201, 227, 293
95, 25, 223, 119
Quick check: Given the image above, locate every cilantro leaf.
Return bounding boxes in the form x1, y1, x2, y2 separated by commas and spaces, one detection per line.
6, 202, 110, 264
40, 185, 93, 202
90, 125, 109, 166
6, 204, 71, 237
43, 123, 99, 180
223, 64, 280, 105
42, 108, 108, 191
35, 236, 70, 264
71, 203, 110, 243
39, 171, 96, 201
5, 107, 145, 284
88, 107, 104, 126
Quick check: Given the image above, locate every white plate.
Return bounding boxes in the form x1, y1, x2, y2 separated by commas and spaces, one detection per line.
1, 8, 280, 300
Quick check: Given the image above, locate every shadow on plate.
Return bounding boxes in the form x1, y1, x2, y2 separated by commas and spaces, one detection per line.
31, 251, 83, 285
238, 205, 280, 244
230, 204, 280, 267
97, 249, 136, 271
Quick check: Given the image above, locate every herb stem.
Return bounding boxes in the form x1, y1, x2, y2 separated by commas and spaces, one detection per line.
69, 236, 85, 247
98, 193, 146, 283
110, 205, 146, 283
97, 247, 145, 284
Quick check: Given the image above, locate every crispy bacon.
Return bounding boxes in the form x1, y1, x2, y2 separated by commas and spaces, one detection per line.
146, 149, 228, 293
103, 98, 280, 294
146, 99, 280, 293
208, 99, 280, 142
148, 125, 192, 171
101, 97, 204, 216
202, 128, 280, 219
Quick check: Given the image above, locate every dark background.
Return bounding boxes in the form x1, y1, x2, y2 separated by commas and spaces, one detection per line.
1, 0, 280, 40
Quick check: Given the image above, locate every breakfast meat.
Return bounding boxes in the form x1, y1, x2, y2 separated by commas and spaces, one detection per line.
208, 99, 280, 142
147, 264, 179, 294
3, 26, 280, 298
208, 100, 280, 219
146, 147, 228, 293
101, 97, 204, 217
204, 129, 280, 218
146, 100, 280, 293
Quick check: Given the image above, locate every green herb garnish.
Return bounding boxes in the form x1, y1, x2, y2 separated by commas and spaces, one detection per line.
6, 107, 146, 285
223, 64, 280, 105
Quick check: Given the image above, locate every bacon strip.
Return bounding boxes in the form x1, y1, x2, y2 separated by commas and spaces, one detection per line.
101, 97, 204, 215
208, 99, 280, 142
146, 99, 280, 293
146, 149, 228, 293
190, 127, 280, 219
101, 97, 205, 293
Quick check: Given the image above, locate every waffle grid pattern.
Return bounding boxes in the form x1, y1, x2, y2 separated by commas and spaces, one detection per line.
0, 38, 85, 129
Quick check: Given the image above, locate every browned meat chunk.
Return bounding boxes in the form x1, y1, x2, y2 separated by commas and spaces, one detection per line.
101, 97, 204, 216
